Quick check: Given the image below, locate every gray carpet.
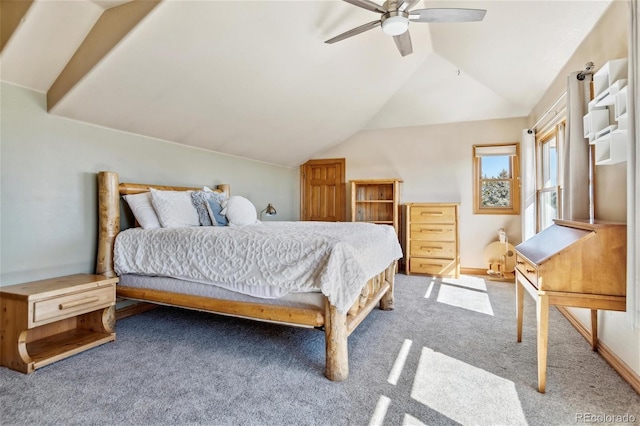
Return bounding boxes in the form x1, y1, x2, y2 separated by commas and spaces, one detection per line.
1, 274, 639, 425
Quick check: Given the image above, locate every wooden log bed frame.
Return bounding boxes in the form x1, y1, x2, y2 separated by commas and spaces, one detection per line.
96, 171, 396, 381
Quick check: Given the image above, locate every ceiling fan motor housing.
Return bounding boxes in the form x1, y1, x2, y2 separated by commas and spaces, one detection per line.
381, 11, 410, 36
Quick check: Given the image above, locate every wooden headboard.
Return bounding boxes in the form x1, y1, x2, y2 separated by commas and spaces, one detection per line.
96, 171, 229, 278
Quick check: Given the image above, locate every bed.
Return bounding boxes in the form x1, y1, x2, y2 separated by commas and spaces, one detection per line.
96, 171, 402, 381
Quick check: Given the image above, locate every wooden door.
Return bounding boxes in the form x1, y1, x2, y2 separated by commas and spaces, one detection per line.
300, 158, 345, 222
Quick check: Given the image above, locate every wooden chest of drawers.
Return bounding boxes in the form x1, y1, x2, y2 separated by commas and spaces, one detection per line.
405, 203, 460, 278
0, 274, 117, 373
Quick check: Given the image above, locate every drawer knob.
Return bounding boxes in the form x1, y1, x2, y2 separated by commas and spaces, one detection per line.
516, 261, 524, 265
59, 296, 100, 310
526, 269, 536, 274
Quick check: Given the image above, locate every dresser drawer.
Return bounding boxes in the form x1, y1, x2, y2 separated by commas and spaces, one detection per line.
410, 223, 456, 241
515, 255, 538, 288
410, 241, 456, 258
409, 257, 457, 276
33, 286, 115, 325
410, 205, 456, 223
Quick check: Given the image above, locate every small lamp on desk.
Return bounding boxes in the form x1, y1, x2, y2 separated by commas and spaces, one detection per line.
260, 203, 277, 220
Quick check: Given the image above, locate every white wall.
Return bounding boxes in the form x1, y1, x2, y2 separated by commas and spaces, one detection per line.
527, 1, 639, 376
0, 82, 297, 286
312, 117, 527, 269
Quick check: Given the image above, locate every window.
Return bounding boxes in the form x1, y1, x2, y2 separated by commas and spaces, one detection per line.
473, 143, 520, 215
536, 124, 563, 231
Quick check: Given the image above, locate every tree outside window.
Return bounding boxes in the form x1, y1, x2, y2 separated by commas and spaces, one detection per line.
473, 144, 520, 215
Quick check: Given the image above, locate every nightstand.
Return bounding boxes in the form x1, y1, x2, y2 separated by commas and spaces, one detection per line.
0, 274, 117, 373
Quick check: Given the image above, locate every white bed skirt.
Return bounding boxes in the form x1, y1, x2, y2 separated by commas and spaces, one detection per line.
119, 274, 325, 311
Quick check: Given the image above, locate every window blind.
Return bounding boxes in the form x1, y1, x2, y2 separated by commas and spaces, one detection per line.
474, 145, 517, 157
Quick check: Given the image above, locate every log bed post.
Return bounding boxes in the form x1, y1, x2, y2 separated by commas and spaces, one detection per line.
96, 171, 120, 277
380, 261, 396, 311
324, 299, 348, 381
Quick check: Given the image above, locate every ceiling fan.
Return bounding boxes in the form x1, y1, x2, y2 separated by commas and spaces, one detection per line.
325, 0, 486, 57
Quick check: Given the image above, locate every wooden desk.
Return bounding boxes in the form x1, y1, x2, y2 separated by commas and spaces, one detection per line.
515, 219, 626, 393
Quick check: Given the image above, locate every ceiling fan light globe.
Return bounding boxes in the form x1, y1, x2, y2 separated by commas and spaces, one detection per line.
381, 15, 409, 36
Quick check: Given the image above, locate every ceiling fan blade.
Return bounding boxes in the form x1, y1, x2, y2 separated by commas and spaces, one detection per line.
393, 31, 413, 57
343, 0, 387, 14
398, 0, 420, 12
325, 20, 381, 44
409, 8, 487, 23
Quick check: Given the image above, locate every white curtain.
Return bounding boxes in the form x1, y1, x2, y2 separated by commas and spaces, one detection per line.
627, 0, 639, 328
562, 72, 592, 221
521, 129, 536, 241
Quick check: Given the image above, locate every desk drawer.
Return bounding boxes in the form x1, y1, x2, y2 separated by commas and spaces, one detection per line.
410, 241, 456, 258
515, 255, 538, 288
33, 286, 115, 325
409, 257, 457, 276
410, 223, 456, 241
410, 205, 456, 223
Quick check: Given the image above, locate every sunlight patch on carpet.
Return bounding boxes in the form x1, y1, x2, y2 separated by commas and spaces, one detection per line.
403, 413, 427, 425
368, 395, 391, 426
436, 283, 494, 315
388, 339, 413, 385
411, 347, 528, 426
424, 280, 435, 298
441, 275, 488, 291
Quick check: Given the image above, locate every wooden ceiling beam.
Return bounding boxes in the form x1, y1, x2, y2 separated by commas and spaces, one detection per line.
1, 0, 34, 53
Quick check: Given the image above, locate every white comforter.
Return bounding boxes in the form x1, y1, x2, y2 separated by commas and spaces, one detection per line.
114, 221, 403, 314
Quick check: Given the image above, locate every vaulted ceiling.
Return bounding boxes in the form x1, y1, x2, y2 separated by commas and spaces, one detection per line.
1, 0, 612, 167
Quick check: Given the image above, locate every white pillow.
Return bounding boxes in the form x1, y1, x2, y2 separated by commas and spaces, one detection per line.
222, 196, 258, 226
150, 188, 200, 228
123, 192, 161, 229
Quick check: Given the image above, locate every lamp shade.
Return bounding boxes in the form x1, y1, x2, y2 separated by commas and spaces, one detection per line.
260, 203, 277, 220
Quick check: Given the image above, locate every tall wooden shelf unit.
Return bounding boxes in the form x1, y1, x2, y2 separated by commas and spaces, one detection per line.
350, 179, 402, 234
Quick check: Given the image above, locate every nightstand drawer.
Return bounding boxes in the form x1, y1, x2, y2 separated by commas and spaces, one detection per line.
410, 223, 456, 241
410, 205, 456, 223
410, 241, 456, 258
33, 286, 115, 325
409, 257, 457, 276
